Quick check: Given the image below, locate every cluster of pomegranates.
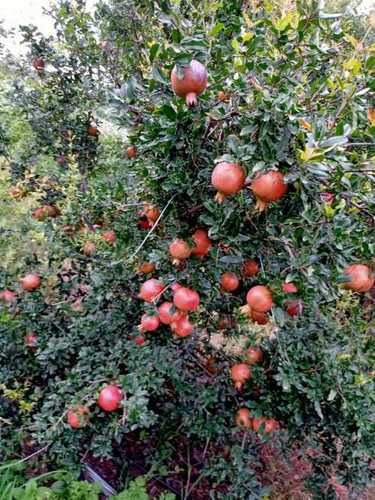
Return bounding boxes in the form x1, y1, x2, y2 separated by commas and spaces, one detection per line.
168, 229, 212, 265
137, 279, 200, 340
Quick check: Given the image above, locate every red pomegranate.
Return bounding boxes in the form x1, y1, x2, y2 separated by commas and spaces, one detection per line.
143, 204, 160, 224
139, 279, 165, 302
134, 336, 145, 346
102, 230, 116, 244
170, 315, 193, 337
126, 145, 137, 158
221, 272, 240, 292
252, 417, 280, 433
251, 171, 288, 211
282, 282, 298, 293
246, 348, 263, 365
140, 313, 160, 332
138, 262, 156, 274
173, 287, 200, 312
211, 162, 246, 202
235, 408, 252, 428
32, 57, 45, 71
0, 290, 17, 303
83, 242, 96, 256
138, 219, 152, 230
98, 385, 123, 412
191, 229, 212, 258
169, 239, 191, 264
250, 310, 269, 325
285, 299, 304, 317
171, 59, 208, 107
171, 282, 182, 293
342, 264, 374, 293
158, 302, 181, 324
20, 273, 41, 292
67, 406, 89, 429
246, 286, 273, 313
25, 332, 38, 347
242, 259, 259, 278
87, 124, 99, 137
230, 363, 252, 390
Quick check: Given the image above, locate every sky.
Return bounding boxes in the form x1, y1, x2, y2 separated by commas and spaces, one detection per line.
0, 0, 374, 55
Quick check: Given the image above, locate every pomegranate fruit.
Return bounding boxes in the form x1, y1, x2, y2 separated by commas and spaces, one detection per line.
25, 332, 37, 347
342, 264, 374, 293
250, 310, 269, 325
20, 273, 41, 292
173, 287, 200, 312
158, 302, 181, 324
221, 272, 240, 292
246, 285, 273, 312
138, 219, 152, 230
171, 282, 182, 292
126, 145, 137, 158
98, 385, 123, 412
171, 59, 208, 107
246, 348, 263, 365
230, 363, 252, 390
282, 282, 298, 293
170, 315, 193, 337
252, 417, 280, 433
169, 238, 191, 264
134, 335, 145, 346
83, 242, 96, 256
0, 290, 17, 303
140, 313, 160, 332
235, 408, 252, 428
32, 57, 45, 71
191, 229, 212, 258
285, 299, 304, 317
143, 204, 160, 224
251, 171, 288, 211
102, 230, 116, 244
87, 124, 99, 137
242, 259, 259, 278
67, 406, 89, 429
138, 262, 156, 274
139, 279, 164, 302
211, 162, 246, 202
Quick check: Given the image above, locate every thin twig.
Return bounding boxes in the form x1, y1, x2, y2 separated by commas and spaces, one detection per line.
0, 444, 51, 471
128, 194, 176, 261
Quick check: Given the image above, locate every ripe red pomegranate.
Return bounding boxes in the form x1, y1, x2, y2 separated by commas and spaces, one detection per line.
285, 299, 304, 317
230, 363, 252, 390
171, 59, 208, 107
170, 315, 193, 337
242, 259, 259, 278
138, 262, 156, 274
138, 219, 152, 230
211, 162, 246, 202
87, 124, 99, 136
126, 145, 137, 158
252, 417, 280, 433
0, 290, 17, 303
218, 90, 230, 102
98, 385, 123, 412
143, 204, 160, 224
191, 229, 212, 258
134, 336, 145, 346
67, 406, 89, 429
250, 309, 269, 325
140, 314, 160, 332
221, 272, 240, 292
139, 279, 164, 302
250, 310, 269, 325
32, 57, 45, 71
20, 273, 41, 292
251, 171, 288, 211
173, 287, 200, 312
342, 264, 374, 293
246, 348, 263, 365
246, 286, 273, 312
25, 332, 37, 347
102, 230, 116, 244
235, 408, 252, 428
282, 282, 298, 293
169, 239, 191, 264
83, 242, 96, 256
158, 302, 181, 324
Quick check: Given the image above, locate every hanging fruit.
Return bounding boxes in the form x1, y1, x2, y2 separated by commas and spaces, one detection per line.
171, 59, 208, 107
